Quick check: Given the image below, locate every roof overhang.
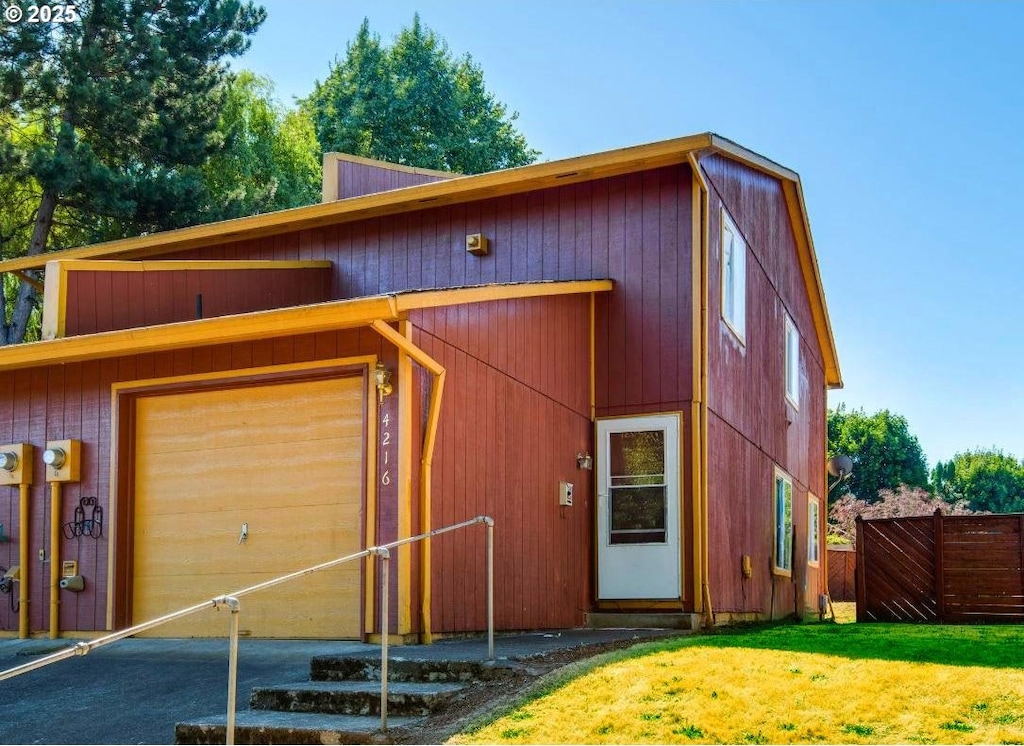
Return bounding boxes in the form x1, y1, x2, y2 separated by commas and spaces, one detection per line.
0, 280, 612, 373
0, 130, 840, 386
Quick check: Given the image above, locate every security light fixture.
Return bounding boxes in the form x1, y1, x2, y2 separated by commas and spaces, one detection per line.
576, 452, 593, 470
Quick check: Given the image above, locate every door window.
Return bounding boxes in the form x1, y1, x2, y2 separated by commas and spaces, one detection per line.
608, 430, 667, 544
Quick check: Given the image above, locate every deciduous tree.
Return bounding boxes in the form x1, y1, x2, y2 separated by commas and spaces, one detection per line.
201, 71, 321, 220
827, 405, 929, 503
934, 449, 1024, 513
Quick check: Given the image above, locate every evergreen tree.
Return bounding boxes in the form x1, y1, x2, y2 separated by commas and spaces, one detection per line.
0, 0, 265, 344
303, 15, 539, 174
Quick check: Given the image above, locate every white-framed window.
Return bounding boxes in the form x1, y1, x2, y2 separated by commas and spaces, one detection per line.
784, 312, 799, 408
721, 207, 746, 343
773, 467, 794, 576
807, 493, 821, 567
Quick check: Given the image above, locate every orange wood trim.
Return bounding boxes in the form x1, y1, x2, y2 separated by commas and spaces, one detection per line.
322, 152, 341, 202
394, 279, 614, 312
325, 152, 459, 179
782, 180, 842, 388
688, 152, 712, 623
364, 362, 378, 638
0, 135, 716, 272
397, 321, 414, 635
109, 357, 376, 397
57, 259, 332, 272
41, 261, 68, 340
589, 293, 596, 421
0, 296, 399, 372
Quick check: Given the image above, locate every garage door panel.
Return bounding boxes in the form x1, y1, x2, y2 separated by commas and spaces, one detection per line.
134, 506, 362, 577
136, 378, 364, 455
132, 375, 366, 638
132, 570, 362, 638
136, 441, 364, 516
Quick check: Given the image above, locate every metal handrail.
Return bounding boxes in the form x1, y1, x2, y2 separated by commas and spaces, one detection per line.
0, 515, 495, 743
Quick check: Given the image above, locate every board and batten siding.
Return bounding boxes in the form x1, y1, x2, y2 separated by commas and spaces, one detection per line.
700, 153, 827, 616
0, 329, 394, 634
409, 294, 594, 633
165, 165, 697, 419
64, 266, 331, 336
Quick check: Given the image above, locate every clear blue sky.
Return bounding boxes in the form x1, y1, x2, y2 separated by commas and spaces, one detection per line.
239, 0, 1024, 467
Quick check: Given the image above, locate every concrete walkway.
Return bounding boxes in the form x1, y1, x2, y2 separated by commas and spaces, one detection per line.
0, 629, 680, 744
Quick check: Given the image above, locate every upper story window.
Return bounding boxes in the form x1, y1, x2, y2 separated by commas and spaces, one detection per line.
773, 467, 794, 576
784, 311, 799, 408
721, 208, 746, 343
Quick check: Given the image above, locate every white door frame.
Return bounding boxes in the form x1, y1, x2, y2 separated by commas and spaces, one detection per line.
596, 413, 681, 600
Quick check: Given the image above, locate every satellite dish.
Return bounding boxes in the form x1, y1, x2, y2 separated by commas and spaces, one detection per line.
828, 454, 854, 479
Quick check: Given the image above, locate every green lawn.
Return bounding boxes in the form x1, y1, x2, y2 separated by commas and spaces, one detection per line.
451, 605, 1024, 744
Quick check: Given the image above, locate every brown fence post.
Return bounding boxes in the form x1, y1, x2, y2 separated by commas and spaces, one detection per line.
933, 508, 945, 622
855, 516, 865, 622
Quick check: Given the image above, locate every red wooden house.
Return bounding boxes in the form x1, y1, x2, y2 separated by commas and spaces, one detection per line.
0, 133, 841, 641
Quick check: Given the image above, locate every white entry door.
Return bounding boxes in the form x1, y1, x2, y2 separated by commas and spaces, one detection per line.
597, 414, 681, 599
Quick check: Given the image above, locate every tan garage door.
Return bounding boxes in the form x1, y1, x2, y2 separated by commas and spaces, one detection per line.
132, 376, 365, 638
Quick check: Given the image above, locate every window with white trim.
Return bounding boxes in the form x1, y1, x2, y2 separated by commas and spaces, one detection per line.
784, 312, 799, 407
807, 494, 821, 567
721, 208, 746, 342
773, 468, 794, 576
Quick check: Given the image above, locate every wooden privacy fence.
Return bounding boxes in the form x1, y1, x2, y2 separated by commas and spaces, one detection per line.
856, 511, 1024, 623
827, 545, 856, 601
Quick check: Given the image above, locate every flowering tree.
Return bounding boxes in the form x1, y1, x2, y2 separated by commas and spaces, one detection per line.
828, 485, 977, 545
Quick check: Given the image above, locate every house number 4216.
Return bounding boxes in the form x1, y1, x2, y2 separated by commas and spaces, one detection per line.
380, 412, 392, 486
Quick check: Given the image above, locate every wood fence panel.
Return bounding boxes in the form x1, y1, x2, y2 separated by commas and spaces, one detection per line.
857, 511, 1024, 624
827, 546, 856, 601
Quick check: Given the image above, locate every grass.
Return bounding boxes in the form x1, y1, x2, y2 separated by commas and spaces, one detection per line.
450, 604, 1024, 744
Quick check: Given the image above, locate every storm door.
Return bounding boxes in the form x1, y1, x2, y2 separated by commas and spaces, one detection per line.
596, 414, 681, 599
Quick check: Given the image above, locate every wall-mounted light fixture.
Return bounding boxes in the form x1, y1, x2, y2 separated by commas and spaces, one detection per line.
576, 452, 593, 470
373, 363, 394, 404
466, 233, 490, 256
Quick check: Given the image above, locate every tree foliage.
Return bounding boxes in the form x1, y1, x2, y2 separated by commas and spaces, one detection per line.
303, 15, 539, 174
827, 405, 929, 503
0, 0, 265, 344
933, 449, 1024, 513
828, 485, 975, 544
201, 71, 321, 219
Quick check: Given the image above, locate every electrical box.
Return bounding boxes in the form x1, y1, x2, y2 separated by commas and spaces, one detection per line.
559, 481, 574, 507
466, 233, 489, 256
0, 443, 32, 486
44, 439, 81, 483
62, 560, 78, 578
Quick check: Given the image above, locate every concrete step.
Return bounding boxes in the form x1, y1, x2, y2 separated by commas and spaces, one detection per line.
250, 680, 467, 717
175, 710, 421, 745
585, 612, 701, 631
310, 655, 514, 683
